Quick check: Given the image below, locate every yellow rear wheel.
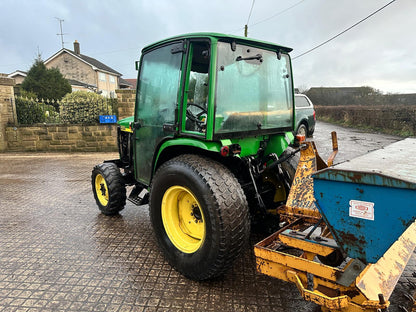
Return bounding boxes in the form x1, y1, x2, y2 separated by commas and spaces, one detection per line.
162, 186, 205, 253
149, 154, 250, 280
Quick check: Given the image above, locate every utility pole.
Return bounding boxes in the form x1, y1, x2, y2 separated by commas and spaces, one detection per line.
55, 17, 66, 49
245, 0, 255, 37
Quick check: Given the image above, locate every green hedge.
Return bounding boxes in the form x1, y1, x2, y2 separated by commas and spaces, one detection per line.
15, 97, 60, 124
15, 92, 118, 125
60, 91, 116, 124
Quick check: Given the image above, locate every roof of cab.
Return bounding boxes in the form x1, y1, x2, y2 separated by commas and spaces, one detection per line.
142, 32, 293, 54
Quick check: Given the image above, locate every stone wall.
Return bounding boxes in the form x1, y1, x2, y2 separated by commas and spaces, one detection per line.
5, 124, 117, 152
116, 89, 135, 119
0, 77, 17, 152
0, 84, 136, 153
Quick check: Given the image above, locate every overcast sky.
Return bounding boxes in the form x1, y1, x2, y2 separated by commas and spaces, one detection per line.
1, 0, 415, 94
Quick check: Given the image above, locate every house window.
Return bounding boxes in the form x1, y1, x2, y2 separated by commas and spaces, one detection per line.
100, 90, 108, 97
99, 72, 106, 81
109, 75, 115, 84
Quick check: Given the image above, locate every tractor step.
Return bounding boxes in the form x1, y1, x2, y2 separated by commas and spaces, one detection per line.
128, 185, 149, 206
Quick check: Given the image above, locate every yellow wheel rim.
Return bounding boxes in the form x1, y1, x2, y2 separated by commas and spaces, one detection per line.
161, 186, 205, 253
95, 174, 109, 206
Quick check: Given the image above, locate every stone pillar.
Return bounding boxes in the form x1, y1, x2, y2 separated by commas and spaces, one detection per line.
0, 77, 16, 152
115, 89, 136, 120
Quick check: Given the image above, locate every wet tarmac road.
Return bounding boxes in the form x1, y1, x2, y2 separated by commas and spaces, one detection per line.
0, 121, 415, 312
313, 121, 401, 164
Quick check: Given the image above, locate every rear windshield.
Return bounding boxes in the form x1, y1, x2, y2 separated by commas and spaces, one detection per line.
215, 41, 293, 134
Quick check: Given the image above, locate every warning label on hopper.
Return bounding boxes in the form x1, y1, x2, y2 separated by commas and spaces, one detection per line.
349, 200, 374, 221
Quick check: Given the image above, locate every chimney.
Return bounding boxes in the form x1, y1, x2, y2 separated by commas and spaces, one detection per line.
74, 40, 80, 55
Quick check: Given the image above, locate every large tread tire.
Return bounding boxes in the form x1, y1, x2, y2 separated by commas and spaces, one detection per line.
280, 146, 299, 186
149, 154, 250, 281
92, 163, 126, 215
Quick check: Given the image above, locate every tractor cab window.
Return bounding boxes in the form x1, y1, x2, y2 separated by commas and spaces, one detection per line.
183, 42, 210, 133
136, 43, 182, 125
215, 41, 293, 135
134, 42, 183, 183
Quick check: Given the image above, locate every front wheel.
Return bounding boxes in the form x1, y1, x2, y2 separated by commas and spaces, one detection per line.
149, 154, 250, 280
296, 123, 308, 137
92, 163, 126, 215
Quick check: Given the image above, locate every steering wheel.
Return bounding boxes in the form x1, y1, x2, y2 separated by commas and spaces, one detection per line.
186, 102, 207, 124
186, 102, 207, 132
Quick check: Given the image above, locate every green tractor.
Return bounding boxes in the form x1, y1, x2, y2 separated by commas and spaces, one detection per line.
92, 33, 300, 281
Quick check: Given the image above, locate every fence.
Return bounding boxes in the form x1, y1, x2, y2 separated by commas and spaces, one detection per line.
14, 96, 117, 125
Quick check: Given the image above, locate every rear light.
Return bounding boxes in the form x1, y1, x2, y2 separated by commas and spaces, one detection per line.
313, 110, 316, 121
220, 146, 230, 157
296, 134, 306, 143
220, 144, 241, 157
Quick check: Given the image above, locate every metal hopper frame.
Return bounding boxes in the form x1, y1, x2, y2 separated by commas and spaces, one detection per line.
255, 135, 416, 311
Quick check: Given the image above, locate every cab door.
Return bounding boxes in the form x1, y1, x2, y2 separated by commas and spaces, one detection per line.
133, 42, 184, 185
181, 40, 211, 137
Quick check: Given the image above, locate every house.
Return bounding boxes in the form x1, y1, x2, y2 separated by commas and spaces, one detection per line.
44, 41, 122, 98
119, 78, 136, 89
7, 70, 27, 85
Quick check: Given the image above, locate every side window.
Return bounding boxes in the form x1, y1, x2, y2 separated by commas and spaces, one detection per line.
184, 42, 210, 133
136, 43, 183, 126
295, 96, 310, 108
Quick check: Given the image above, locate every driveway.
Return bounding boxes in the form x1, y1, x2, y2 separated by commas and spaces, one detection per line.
0, 121, 414, 312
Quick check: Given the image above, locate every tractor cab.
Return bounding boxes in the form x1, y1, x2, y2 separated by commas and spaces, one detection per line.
130, 33, 295, 185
